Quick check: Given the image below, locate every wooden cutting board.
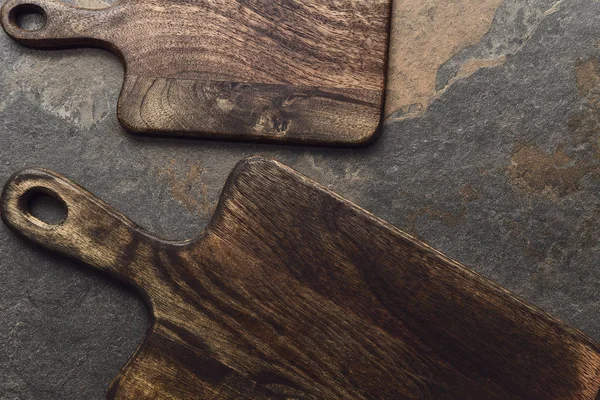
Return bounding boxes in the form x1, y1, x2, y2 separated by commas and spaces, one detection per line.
2, 157, 600, 399
0, 0, 390, 144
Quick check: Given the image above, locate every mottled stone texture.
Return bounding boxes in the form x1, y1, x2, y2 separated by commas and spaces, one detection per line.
0, 0, 599, 398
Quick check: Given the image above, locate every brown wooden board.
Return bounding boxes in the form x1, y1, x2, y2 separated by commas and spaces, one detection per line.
2, 157, 600, 399
0, 0, 390, 145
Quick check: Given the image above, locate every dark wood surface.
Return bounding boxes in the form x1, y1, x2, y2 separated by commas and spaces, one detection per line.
0, 0, 390, 144
2, 157, 600, 399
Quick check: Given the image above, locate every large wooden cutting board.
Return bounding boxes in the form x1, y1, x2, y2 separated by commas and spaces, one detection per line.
0, 0, 390, 144
2, 157, 600, 399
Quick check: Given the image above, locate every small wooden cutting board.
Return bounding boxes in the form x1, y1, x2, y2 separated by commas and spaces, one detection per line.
2, 157, 600, 399
0, 0, 390, 144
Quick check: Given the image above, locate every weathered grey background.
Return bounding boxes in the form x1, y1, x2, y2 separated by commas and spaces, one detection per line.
0, 0, 599, 398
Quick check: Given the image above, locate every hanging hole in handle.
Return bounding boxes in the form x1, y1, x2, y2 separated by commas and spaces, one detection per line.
18, 187, 68, 226
8, 4, 47, 31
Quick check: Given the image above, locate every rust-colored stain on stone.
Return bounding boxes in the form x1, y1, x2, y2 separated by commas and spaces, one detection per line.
569, 112, 600, 158
508, 144, 594, 198
385, 0, 503, 118
509, 58, 600, 199
505, 220, 547, 263
404, 183, 482, 236
404, 204, 467, 239
156, 159, 215, 218
422, 205, 467, 227
576, 57, 600, 103
460, 183, 480, 203
570, 57, 600, 157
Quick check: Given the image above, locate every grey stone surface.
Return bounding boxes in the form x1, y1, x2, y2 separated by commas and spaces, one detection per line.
0, 0, 599, 398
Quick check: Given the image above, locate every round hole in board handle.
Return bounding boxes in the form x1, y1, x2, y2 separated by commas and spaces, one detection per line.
8, 4, 47, 31
19, 187, 68, 226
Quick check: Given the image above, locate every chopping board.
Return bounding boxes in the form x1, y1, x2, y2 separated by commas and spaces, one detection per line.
2, 157, 600, 399
0, 0, 390, 145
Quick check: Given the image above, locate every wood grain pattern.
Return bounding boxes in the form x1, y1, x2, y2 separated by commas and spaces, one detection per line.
0, 0, 390, 144
2, 157, 600, 399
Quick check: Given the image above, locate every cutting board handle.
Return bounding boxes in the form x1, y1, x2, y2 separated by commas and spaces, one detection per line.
0, 0, 119, 49
0, 168, 152, 288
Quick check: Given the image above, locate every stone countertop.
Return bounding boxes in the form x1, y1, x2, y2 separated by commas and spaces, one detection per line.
0, 0, 599, 398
